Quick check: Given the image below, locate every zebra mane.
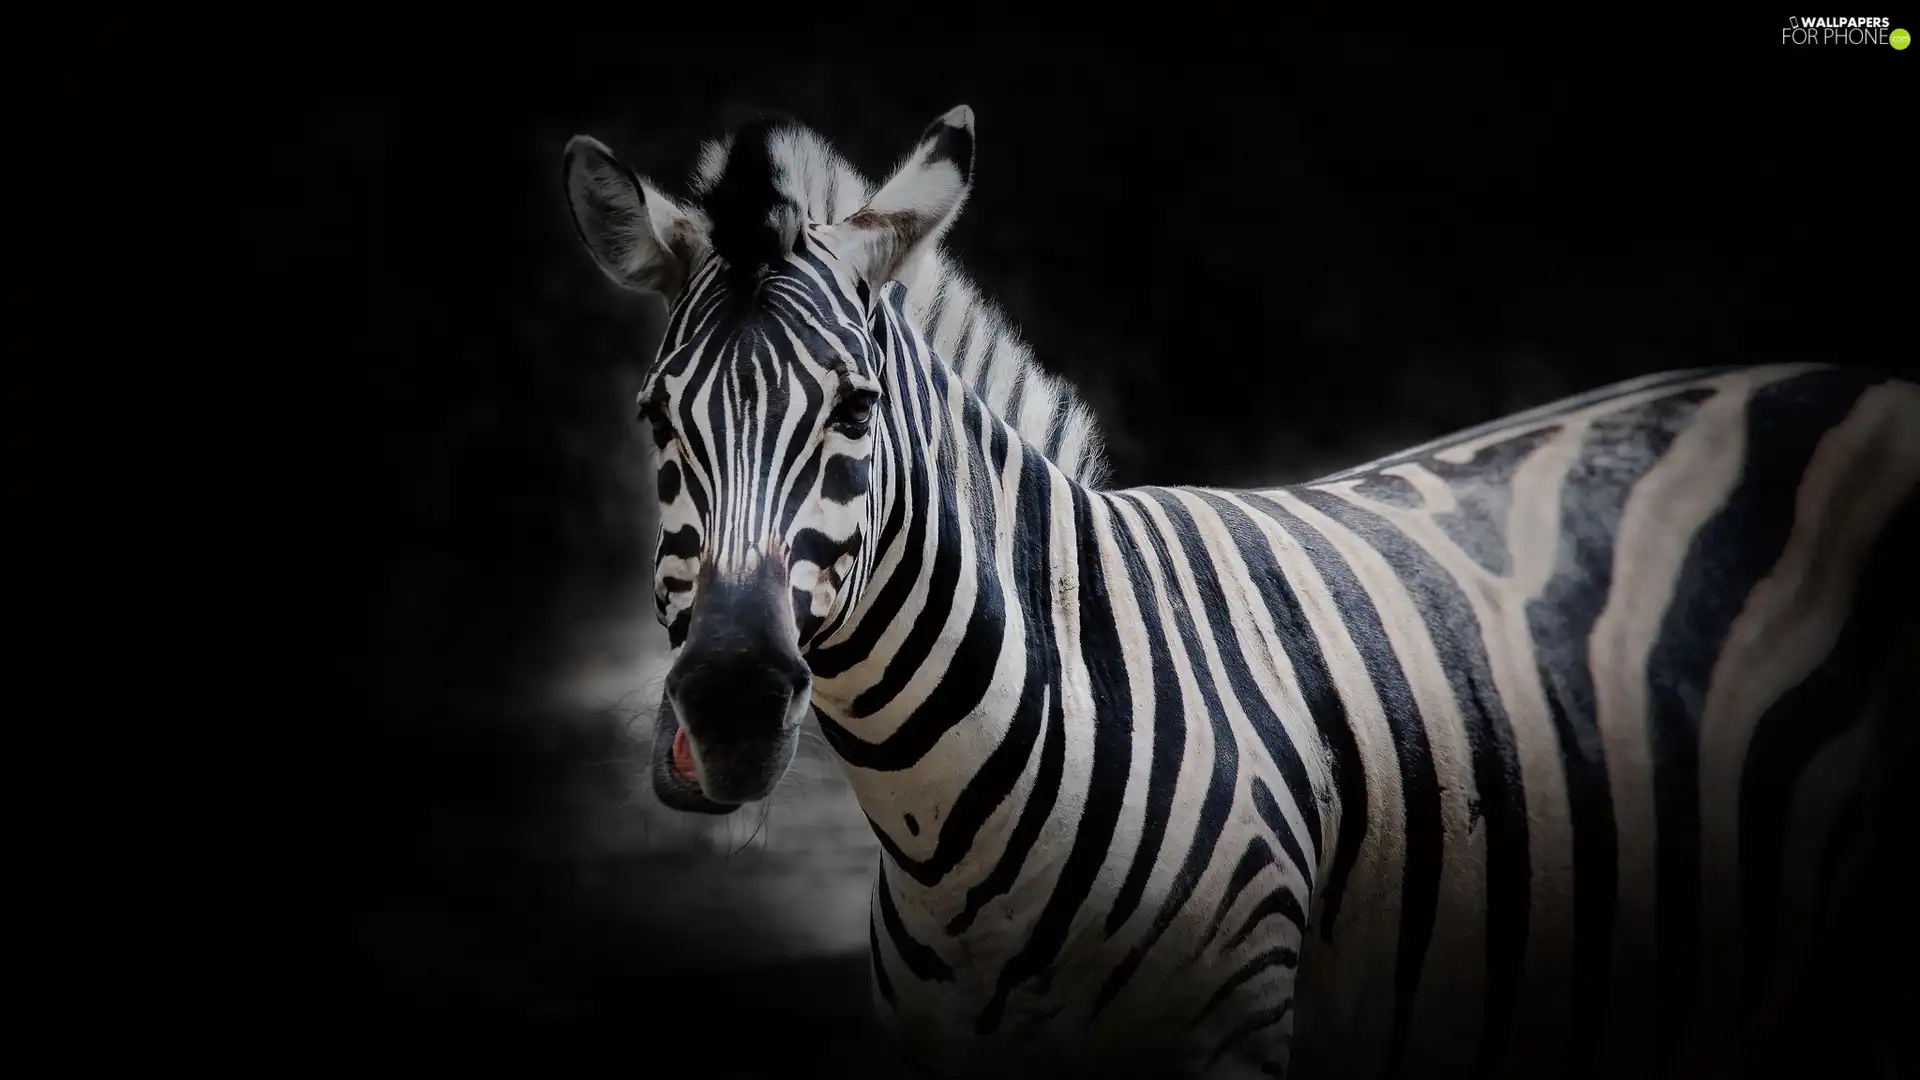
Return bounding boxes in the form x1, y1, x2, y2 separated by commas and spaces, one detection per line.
681, 115, 1111, 490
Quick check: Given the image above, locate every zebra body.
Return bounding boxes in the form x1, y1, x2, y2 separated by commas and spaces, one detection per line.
561, 108, 1918, 1077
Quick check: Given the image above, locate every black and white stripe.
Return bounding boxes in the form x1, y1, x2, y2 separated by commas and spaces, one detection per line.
563, 109, 1920, 1078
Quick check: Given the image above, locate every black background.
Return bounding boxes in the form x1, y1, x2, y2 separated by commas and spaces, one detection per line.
14, 11, 1915, 1076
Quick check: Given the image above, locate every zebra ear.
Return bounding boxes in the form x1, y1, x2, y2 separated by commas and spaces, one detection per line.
829, 105, 975, 285
562, 135, 708, 300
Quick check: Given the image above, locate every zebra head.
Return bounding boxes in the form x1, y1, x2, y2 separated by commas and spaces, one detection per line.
562, 107, 976, 812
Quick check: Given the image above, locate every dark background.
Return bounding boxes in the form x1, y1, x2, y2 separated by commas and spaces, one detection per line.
14, 11, 1915, 1077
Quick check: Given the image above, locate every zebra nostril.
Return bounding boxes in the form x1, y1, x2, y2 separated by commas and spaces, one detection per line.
784, 657, 812, 698
671, 659, 799, 741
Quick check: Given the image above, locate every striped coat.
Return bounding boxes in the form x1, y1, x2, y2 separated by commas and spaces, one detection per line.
561, 107, 1918, 1078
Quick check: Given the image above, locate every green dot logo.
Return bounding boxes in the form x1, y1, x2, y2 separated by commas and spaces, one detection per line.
1894, 28, 1912, 49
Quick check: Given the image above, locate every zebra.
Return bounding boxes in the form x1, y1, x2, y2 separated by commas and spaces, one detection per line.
559, 106, 1919, 1078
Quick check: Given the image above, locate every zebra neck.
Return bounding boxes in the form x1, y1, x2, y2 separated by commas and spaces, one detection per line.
807, 319, 1087, 921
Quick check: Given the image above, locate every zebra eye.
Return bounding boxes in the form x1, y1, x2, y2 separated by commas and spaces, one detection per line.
639, 399, 675, 447
828, 391, 877, 436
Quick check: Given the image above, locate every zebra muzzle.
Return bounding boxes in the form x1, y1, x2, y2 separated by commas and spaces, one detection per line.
654, 555, 812, 809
